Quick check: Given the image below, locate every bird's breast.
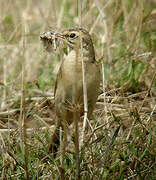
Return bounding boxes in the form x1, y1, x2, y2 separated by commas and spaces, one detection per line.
55, 50, 100, 106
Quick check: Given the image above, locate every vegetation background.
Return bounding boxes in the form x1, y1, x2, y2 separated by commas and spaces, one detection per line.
0, 0, 156, 179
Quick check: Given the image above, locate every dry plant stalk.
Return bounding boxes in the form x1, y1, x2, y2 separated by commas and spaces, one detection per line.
57, 0, 66, 28
95, 0, 112, 64
18, 18, 29, 179
95, 0, 109, 126
1, 61, 7, 109
74, 36, 81, 180
78, 0, 88, 152
80, 28, 89, 148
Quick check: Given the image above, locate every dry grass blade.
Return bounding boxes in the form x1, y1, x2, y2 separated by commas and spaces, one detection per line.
80, 30, 88, 147
95, 0, 112, 64
18, 19, 29, 179
126, 72, 156, 141
57, 0, 66, 28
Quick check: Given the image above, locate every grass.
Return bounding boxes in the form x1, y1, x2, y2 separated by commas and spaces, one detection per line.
0, 0, 156, 179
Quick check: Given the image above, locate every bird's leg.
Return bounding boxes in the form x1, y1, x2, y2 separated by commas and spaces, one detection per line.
48, 109, 68, 156
48, 117, 61, 155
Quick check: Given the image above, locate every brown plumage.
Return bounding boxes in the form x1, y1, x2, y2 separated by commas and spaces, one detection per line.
41, 28, 100, 154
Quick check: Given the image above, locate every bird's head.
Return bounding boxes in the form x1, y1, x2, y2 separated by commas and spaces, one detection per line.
40, 27, 95, 62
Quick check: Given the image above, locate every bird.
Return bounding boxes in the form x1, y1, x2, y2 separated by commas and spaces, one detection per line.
41, 27, 101, 154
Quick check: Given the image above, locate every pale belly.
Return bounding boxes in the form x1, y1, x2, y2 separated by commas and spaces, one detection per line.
55, 51, 100, 119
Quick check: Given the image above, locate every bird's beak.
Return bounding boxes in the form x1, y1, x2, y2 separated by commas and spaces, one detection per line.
40, 32, 64, 41
54, 33, 65, 40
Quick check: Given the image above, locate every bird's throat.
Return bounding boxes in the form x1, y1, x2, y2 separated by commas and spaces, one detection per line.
64, 49, 93, 63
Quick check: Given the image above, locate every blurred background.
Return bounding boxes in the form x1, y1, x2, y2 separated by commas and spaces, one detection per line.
0, 0, 156, 106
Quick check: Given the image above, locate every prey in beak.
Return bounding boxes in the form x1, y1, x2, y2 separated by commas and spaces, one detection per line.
40, 31, 70, 55
40, 31, 64, 52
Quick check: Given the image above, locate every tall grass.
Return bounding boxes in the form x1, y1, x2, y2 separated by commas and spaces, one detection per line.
0, 0, 156, 179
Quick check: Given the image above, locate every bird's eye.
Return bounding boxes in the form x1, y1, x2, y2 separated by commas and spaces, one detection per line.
69, 33, 76, 38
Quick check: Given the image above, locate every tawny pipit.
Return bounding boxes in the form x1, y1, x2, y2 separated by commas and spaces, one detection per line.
40, 27, 100, 153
